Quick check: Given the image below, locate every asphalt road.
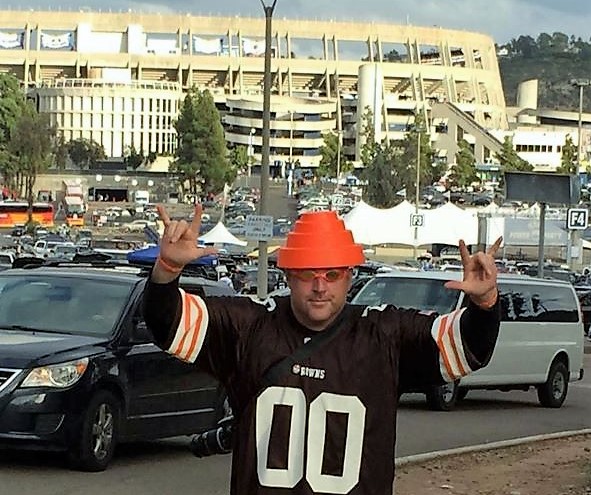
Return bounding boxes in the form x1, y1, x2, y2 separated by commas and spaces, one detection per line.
396, 360, 591, 457
2, 354, 591, 495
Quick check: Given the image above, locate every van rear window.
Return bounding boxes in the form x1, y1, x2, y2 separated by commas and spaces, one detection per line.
498, 283, 579, 323
352, 277, 460, 315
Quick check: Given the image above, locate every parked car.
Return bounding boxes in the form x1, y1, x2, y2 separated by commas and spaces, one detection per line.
122, 219, 157, 233
0, 252, 14, 270
351, 271, 584, 411
32, 239, 72, 258
10, 226, 25, 237
234, 266, 287, 294
574, 285, 591, 335
0, 263, 234, 471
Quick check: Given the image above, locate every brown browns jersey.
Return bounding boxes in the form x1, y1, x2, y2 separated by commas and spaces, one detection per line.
144, 283, 499, 495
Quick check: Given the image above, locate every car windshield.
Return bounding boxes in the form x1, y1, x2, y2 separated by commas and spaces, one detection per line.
352, 277, 460, 315
0, 275, 132, 336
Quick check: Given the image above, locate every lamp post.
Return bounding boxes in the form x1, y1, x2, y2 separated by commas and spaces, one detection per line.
336, 129, 342, 191
413, 127, 421, 260
257, 0, 277, 300
568, 78, 590, 270
572, 79, 590, 173
289, 110, 293, 172
247, 127, 256, 178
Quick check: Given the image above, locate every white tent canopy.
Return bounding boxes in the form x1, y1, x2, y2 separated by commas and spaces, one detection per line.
199, 221, 247, 246
343, 200, 481, 247
417, 202, 479, 246
342, 200, 416, 246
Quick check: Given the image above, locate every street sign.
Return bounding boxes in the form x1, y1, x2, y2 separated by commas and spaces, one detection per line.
410, 213, 424, 227
567, 208, 589, 230
245, 215, 274, 241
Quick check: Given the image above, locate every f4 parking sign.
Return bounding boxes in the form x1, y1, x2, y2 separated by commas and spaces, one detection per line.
567, 208, 589, 230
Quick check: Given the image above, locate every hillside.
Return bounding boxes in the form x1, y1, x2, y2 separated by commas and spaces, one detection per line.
499, 55, 591, 111
497, 33, 591, 112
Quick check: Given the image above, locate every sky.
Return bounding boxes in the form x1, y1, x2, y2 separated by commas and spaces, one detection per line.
6, 0, 591, 45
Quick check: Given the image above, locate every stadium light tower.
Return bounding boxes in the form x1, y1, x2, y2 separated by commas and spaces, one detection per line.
256, 0, 277, 299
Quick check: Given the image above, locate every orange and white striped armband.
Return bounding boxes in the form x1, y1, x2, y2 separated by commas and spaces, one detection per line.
430, 308, 472, 382
167, 288, 209, 363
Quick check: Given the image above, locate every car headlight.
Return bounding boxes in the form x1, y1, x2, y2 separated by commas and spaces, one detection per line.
21, 358, 89, 388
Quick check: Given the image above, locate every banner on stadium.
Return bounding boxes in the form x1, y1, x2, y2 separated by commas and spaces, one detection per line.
40, 32, 74, 50
192, 36, 222, 54
0, 32, 23, 49
242, 38, 265, 56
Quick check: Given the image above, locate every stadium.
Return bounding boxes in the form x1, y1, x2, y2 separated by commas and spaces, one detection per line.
0, 9, 508, 171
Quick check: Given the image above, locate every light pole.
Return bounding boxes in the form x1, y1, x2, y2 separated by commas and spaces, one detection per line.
247, 127, 255, 178
568, 78, 590, 270
257, 0, 277, 300
413, 127, 421, 260
573, 79, 590, 173
336, 129, 342, 191
289, 110, 293, 173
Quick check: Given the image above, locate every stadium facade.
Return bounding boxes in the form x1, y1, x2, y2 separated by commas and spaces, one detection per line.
0, 10, 508, 171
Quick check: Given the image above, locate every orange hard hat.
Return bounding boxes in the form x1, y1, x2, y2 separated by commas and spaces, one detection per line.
277, 210, 365, 269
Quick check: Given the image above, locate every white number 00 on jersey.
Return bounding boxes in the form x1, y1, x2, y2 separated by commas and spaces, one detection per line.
256, 386, 366, 494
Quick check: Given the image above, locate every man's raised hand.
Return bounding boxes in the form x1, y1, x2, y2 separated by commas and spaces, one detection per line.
156, 203, 217, 271
444, 236, 502, 305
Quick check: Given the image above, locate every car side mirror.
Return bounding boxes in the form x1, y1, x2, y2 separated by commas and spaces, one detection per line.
130, 318, 154, 344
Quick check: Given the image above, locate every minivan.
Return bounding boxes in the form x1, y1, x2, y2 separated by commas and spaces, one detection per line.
0, 264, 235, 471
351, 271, 584, 410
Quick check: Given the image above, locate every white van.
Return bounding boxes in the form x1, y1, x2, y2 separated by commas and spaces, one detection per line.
351, 271, 584, 410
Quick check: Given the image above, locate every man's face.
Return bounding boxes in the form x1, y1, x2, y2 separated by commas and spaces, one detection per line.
287, 268, 352, 331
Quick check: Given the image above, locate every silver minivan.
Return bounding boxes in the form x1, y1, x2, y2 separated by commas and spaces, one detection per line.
351, 271, 585, 410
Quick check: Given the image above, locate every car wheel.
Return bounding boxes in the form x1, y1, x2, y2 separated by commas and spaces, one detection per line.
68, 390, 120, 472
425, 381, 459, 411
537, 361, 569, 408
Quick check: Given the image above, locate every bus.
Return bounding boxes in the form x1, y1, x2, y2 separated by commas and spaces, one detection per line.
0, 201, 54, 228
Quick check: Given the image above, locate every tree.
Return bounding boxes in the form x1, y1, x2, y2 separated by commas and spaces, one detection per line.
551, 32, 569, 54
53, 133, 69, 170
556, 134, 578, 174
0, 74, 25, 145
8, 103, 56, 224
0, 74, 26, 191
511, 35, 537, 58
536, 33, 552, 54
495, 136, 532, 187
362, 143, 402, 208
123, 145, 145, 170
356, 108, 399, 207
391, 113, 441, 201
226, 144, 251, 178
359, 109, 444, 206
359, 107, 380, 167
172, 88, 229, 197
66, 138, 106, 169
496, 136, 532, 172
448, 139, 478, 188
318, 131, 352, 179
383, 49, 403, 62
